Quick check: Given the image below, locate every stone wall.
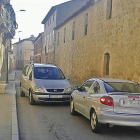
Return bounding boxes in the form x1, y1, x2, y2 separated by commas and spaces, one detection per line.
55, 0, 140, 83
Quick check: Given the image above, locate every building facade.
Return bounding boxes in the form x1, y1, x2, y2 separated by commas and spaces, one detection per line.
41, 0, 89, 64
55, 0, 140, 83
0, 0, 17, 82
33, 32, 46, 63
13, 35, 35, 70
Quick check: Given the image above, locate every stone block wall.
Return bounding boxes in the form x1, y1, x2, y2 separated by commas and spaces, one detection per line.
55, 0, 140, 83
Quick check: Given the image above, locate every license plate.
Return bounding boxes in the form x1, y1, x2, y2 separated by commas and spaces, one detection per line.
121, 100, 140, 106
49, 95, 62, 98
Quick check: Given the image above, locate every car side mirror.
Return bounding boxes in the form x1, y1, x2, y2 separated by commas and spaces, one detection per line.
78, 88, 81, 91
78, 87, 84, 92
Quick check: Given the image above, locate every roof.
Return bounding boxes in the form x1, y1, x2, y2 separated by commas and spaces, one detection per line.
88, 78, 137, 84
41, 1, 71, 24
33, 32, 44, 44
13, 35, 36, 45
54, 0, 95, 30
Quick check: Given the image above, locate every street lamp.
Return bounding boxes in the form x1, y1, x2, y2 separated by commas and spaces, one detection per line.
19, 9, 26, 12
16, 9, 26, 12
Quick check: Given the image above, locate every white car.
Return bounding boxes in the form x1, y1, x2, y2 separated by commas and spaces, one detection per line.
70, 78, 140, 133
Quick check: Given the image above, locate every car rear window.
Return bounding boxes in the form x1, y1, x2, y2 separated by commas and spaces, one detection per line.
34, 67, 65, 80
104, 82, 140, 93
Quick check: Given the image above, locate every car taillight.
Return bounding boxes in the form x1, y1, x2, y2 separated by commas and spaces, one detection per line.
100, 96, 113, 106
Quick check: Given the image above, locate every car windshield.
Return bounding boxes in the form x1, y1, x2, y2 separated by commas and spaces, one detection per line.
34, 67, 65, 80
104, 82, 140, 93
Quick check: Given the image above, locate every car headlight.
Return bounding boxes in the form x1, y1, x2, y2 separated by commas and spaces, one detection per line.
65, 87, 73, 93
35, 86, 46, 92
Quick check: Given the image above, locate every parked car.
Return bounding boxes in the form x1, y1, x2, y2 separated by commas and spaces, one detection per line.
70, 78, 140, 133
20, 63, 73, 105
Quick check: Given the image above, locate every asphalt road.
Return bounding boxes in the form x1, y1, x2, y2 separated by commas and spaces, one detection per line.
15, 70, 140, 140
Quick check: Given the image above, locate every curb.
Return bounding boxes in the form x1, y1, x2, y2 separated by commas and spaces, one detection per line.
12, 84, 19, 140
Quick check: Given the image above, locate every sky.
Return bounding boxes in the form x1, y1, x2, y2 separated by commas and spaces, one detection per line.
11, 0, 70, 43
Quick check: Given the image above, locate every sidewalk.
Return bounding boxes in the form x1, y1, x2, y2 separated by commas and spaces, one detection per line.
0, 71, 19, 140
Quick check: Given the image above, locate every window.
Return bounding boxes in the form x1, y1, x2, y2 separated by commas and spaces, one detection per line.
103, 53, 110, 75
72, 22, 75, 40
50, 17, 51, 24
90, 81, 100, 94
27, 66, 32, 77
22, 65, 29, 76
45, 46, 46, 54
53, 13, 54, 21
29, 72, 32, 81
57, 32, 59, 46
49, 33, 51, 45
48, 20, 49, 26
39, 57, 41, 63
64, 28, 66, 43
34, 67, 65, 80
20, 60, 22, 66
53, 30, 55, 41
104, 82, 140, 93
84, 13, 88, 35
106, 0, 112, 20
34, 48, 36, 55
45, 24, 46, 29
80, 80, 94, 92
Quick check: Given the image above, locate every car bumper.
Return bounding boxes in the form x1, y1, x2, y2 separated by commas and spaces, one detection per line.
33, 92, 71, 102
96, 110, 140, 126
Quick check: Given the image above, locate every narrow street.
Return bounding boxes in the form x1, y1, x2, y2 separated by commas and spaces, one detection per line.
15, 70, 140, 140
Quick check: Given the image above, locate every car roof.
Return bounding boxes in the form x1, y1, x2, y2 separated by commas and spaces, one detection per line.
88, 78, 137, 84
29, 63, 58, 68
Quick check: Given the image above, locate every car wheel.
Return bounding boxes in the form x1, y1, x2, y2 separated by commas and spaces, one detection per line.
29, 91, 35, 105
90, 110, 101, 133
70, 99, 77, 115
20, 86, 25, 97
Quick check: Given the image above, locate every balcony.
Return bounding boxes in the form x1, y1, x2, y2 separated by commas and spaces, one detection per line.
0, 2, 17, 39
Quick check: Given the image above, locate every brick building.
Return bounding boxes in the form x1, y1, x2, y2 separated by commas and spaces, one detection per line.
55, 0, 140, 83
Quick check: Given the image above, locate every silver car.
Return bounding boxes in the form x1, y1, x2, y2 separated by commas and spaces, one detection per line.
20, 63, 73, 105
70, 78, 140, 133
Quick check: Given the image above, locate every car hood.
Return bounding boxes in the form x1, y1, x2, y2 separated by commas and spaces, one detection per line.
34, 78, 71, 89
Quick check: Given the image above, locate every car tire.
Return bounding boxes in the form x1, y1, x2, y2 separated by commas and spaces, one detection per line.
90, 110, 101, 133
20, 86, 25, 97
29, 91, 35, 105
70, 99, 77, 115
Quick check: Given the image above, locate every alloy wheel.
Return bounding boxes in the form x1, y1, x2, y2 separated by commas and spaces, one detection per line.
70, 100, 74, 113
91, 112, 97, 129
